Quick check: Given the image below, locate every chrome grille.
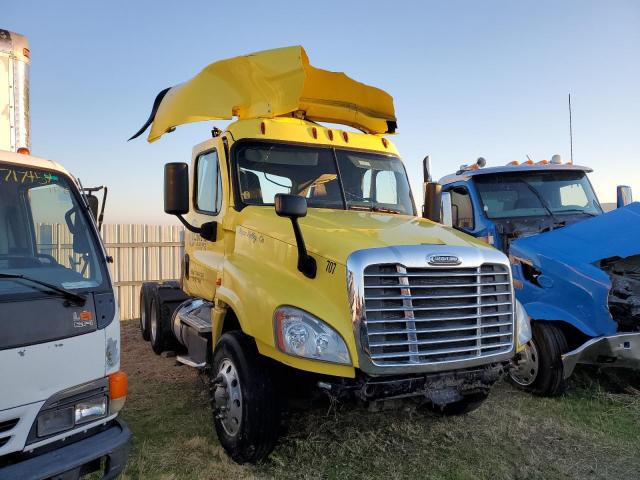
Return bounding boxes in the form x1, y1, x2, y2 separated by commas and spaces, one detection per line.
362, 263, 514, 366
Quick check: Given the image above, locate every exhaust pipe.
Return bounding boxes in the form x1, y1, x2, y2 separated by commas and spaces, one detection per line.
0, 29, 30, 154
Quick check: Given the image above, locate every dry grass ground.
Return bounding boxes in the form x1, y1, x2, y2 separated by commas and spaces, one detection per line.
117, 320, 640, 480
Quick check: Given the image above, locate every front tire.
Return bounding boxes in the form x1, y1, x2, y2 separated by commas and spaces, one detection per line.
509, 321, 568, 396
209, 331, 280, 464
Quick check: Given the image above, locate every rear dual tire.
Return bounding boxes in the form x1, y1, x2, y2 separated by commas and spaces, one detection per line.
140, 281, 183, 355
139, 283, 157, 341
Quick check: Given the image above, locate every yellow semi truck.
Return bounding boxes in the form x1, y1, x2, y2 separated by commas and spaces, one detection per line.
131, 46, 531, 464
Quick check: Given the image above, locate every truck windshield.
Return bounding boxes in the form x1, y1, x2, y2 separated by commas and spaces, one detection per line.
235, 142, 415, 215
0, 164, 107, 300
474, 171, 602, 219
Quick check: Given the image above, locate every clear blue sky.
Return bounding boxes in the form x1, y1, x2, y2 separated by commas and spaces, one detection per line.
5, 0, 639, 223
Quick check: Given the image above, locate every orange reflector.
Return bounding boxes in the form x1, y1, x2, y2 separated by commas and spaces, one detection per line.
342, 131, 349, 142
381, 138, 388, 148
109, 371, 128, 400
524, 159, 534, 165
17, 147, 30, 155
508, 160, 519, 166
311, 127, 317, 139
23, 48, 30, 58
327, 130, 333, 140
260, 122, 266, 134
537, 160, 549, 165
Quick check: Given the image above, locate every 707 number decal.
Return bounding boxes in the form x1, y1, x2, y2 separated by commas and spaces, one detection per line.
325, 260, 336, 274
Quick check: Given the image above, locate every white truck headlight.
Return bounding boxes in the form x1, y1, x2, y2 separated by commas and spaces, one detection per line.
274, 306, 351, 365
515, 299, 532, 351
75, 396, 108, 424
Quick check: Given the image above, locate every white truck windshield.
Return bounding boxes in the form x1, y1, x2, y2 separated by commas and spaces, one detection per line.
475, 171, 602, 219
235, 142, 415, 215
0, 164, 107, 299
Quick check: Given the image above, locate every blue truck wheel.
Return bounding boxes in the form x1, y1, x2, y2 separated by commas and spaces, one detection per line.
509, 321, 568, 396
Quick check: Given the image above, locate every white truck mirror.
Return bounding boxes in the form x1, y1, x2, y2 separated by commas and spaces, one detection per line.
441, 191, 453, 227
617, 185, 633, 208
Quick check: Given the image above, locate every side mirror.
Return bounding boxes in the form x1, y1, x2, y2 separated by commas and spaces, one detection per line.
85, 194, 99, 220
275, 193, 307, 218
164, 162, 217, 241
423, 182, 442, 222
617, 185, 633, 208
274, 194, 316, 278
441, 191, 453, 227
164, 162, 190, 215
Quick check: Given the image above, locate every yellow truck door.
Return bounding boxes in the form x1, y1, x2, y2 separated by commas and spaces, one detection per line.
183, 138, 226, 301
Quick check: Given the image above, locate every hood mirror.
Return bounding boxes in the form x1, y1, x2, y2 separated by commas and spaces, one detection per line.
617, 185, 633, 208
275, 194, 316, 279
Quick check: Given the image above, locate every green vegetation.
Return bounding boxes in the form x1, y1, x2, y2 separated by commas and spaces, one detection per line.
118, 322, 640, 480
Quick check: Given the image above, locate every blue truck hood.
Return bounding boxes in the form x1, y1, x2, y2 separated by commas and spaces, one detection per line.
512, 202, 640, 264
509, 202, 640, 337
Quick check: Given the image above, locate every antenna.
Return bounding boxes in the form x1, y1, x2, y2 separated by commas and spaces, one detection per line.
568, 93, 574, 164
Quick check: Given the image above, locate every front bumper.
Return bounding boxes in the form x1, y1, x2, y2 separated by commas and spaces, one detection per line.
319, 362, 508, 404
562, 332, 640, 379
0, 419, 130, 480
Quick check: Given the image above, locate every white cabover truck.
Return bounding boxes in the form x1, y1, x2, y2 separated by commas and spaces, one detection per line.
0, 30, 130, 479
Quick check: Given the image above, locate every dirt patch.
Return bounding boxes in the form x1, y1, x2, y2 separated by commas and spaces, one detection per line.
120, 319, 198, 383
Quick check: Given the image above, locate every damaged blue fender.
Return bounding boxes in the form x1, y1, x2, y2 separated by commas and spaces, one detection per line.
509, 202, 640, 337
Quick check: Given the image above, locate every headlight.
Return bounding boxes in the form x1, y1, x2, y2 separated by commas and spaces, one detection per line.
37, 407, 74, 437
515, 299, 532, 351
274, 306, 351, 365
36, 395, 108, 437
75, 396, 108, 424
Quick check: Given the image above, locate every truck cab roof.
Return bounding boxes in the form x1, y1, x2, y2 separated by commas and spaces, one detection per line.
0, 149, 70, 176
219, 117, 399, 157
439, 163, 593, 185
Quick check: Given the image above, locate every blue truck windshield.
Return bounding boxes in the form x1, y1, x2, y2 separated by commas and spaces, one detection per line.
475, 171, 602, 219
0, 165, 107, 299
235, 142, 415, 215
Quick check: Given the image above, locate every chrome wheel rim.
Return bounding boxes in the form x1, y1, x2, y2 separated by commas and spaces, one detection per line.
213, 358, 243, 437
510, 340, 539, 386
150, 301, 157, 343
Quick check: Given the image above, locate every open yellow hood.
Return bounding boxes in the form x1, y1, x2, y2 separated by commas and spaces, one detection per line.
130, 46, 397, 143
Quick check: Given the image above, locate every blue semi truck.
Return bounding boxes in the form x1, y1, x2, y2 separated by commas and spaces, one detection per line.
423, 155, 640, 396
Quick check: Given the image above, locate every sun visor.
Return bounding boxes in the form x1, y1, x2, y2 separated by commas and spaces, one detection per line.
137, 46, 396, 143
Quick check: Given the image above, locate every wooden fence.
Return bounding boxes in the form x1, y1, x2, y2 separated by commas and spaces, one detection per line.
101, 224, 184, 320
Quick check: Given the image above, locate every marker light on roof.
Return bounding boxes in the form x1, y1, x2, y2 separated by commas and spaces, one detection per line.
551, 154, 562, 164
524, 159, 535, 165
537, 160, 549, 165
508, 160, 519, 166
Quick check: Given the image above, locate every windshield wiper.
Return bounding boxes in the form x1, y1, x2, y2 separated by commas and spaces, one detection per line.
371, 206, 403, 214
555, 209, 598, 217
348, 204, 403, 214
0, 273, 86, 305
513, 178, 563, 226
